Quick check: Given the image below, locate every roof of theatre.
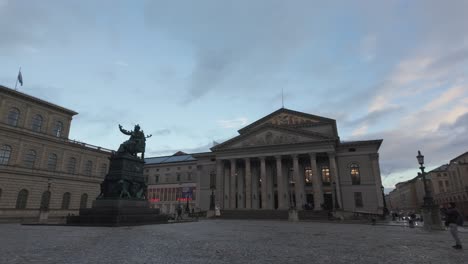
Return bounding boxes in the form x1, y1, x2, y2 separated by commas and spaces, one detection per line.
145, 151, 196, 165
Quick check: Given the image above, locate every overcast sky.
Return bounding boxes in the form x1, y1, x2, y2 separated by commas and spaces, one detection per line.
1, 0, 467, 190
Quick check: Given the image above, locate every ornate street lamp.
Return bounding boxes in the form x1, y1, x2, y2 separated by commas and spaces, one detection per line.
381, 185, 389, 216
416, 150, 443, 230
417, 150, 434, 207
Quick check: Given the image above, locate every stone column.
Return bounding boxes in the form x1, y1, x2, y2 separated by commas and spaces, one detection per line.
328, 152, 342, 209
309, 153, 323, 210
260, 157, 267, 209
230, 159, 237, 209
275, 155, 286, 209
237, 162, 244, 209
216, 159, 224, 209
371, 153, 384, 213
251, 163, 259, 209
245, 158, 252, 209
224, 162, 230, 209
292, 154, 303, 209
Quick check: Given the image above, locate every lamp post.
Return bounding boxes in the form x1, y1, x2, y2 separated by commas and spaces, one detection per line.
416, 150, 442, 230
381, 185, 389, 216
416, 151, 434, 207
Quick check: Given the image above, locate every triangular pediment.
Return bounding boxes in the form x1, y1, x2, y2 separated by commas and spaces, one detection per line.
238, 108, 336, 135
212, 125, 335, 151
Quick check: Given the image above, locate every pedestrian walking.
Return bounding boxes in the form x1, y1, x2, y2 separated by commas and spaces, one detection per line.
444, 202, 464, 250
176, 205, 183, 221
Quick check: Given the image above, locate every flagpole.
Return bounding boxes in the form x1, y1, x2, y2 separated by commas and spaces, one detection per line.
15, 67, 21, 90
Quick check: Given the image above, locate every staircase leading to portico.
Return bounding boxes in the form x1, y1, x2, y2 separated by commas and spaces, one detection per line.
220, 209, 289, 220
298, 210, 330, 220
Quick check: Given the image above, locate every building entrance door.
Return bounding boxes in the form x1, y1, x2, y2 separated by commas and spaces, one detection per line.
306, 193, 314, 210
323, 193, 333, 210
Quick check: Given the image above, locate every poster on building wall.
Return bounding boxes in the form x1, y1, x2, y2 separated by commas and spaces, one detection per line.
181, 187, 193, 200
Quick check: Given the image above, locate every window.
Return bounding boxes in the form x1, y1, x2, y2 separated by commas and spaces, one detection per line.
61, 192, 71, 209
47, 153, 58, 171
0, 145, 12, 165
438, 181, 444, 192
84, 160, 93, 176
321, 166, 330, 184
187, 172, 192, 181
31, 114, 43, 132
53, 121, 63, 137
23, 149, 37, 168
67, 157, 76, 174
354, 192, 363, 208
176, 173, 181, 181
350, 163, 360, 185
165, 174, 169, 182
304, 168, 313, 186
166, 168, 170, 171
40, 191, 51, 210
80, 193, 88, 208
16, 189, 29, 209
155, 174, 159, 183
100, 163, 107, 177
7, 108, 20, 126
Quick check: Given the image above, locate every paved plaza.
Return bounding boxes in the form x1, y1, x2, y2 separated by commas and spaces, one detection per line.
0, 220, 466, 264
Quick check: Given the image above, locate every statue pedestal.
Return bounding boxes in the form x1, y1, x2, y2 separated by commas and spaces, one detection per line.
67, 152, 167, 226
67, 199, 167, 226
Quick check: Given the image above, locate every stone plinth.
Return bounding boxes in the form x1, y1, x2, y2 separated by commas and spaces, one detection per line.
422, 204, 444, 231
67, 199, 167, 226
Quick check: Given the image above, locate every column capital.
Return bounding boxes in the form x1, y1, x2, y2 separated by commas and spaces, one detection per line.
274, 155, 282, 160
327, 152, 336, 159
370, 153, 379, 160
244, 157, 251, 162
259, 156, 266, 161
291, 154, 299, 159
308, 152, 317, 159
229, 158, 236, 163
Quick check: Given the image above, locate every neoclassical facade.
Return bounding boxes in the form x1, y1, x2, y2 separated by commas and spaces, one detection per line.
207, 108, 384, 214
0, 85, 112, 222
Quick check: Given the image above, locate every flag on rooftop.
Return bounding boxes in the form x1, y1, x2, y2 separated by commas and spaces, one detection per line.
17, 69, 23, 86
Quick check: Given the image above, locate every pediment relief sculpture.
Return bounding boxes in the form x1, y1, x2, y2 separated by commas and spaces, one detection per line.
265, 113, 320, 126
232, 130, 313, 148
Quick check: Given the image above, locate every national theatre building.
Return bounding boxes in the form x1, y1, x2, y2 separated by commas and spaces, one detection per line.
148, 108, 386, 217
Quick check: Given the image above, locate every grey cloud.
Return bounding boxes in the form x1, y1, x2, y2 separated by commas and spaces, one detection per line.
357, 112, 468, 183
152, 129, 171, 136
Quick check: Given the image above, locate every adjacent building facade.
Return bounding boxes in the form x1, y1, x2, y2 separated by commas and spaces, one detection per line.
144, 151, 199, 214
387, 152, 468, 219
0, 85, 112, 222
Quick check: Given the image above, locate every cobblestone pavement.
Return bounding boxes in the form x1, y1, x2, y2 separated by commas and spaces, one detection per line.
0, 220, 466, 264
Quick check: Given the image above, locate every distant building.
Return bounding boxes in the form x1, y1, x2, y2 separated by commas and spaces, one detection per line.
144, 151, 198, 214
387, 152, 468, 219
434, 152, 468, 219
0, 85, 112, 222
146, 108, 386, 216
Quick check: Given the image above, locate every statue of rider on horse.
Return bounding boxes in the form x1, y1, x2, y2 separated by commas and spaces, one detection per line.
117, 124, 152, 159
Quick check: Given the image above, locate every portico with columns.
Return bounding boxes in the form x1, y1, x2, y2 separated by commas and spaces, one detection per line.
210, 108, 385, 214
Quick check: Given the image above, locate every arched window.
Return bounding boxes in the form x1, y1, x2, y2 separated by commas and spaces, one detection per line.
61, 192, 71, 209
100, 163, 107, 177
47, 153, 58, 171
53, 121, 63, 137
23, 149, 37, 168
0, 145, 12, 165
40, 191, 51, 210
80, 193, 88, 208
16, 189, 29, 209
350, 163, 361, 185
31, 114, 43, 132
67, 157, 76, 174
7, 108, 20, 126
84, 160, 93, 176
